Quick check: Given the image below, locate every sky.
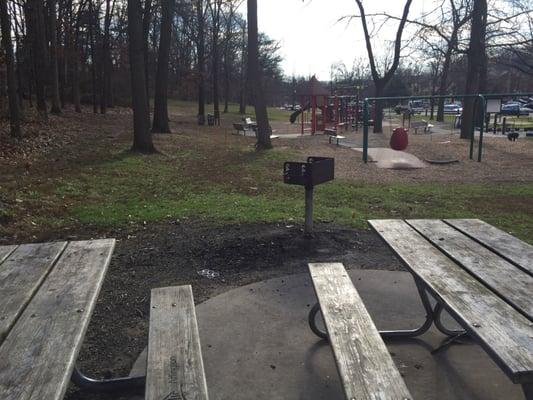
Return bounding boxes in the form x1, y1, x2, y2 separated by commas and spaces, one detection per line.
239, 0, 434, 80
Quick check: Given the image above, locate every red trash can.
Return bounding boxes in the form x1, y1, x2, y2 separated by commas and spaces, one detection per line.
390, 127, 408, 151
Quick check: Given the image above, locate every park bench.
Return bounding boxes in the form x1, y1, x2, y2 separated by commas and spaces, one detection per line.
368, 219, 533, 400
410, 120, 434, 134
324, 128, 345, 145
308, 262, 413, 400
0, 240, 208, 400
233, 122, 254, 136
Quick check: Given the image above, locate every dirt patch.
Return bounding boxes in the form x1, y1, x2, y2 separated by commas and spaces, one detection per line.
65, 221, 401, 400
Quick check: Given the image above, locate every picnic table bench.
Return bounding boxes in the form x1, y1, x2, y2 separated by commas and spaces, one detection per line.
308, 262, 413, 400
0, 240, 208, 400
367, 219, 532, 400
324, 128, 345, 145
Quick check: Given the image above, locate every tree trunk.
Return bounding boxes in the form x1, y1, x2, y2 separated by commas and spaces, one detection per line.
27, 0, 48, 120
142, 0, 152, 110
100, 0, 113, 114
196, 0, 206, 125
247, 0, 271, 150
0, 0, 22, 137
461, 0, 487, 139
373, 81, 385, 133
239, 22, 246, 115
211, 1, 221, 125
48, 0, 61, 114
128, 0, 156, 153
152, 0, 175, 133
436, 46, 453, 122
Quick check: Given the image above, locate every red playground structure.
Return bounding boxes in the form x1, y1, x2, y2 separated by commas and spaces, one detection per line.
289, 75, 363, 135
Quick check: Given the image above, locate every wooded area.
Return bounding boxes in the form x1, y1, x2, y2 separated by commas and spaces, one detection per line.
0, 0, 532, 147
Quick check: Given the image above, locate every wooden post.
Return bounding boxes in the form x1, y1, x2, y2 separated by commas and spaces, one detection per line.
311, 96, 316, 135
305, 186, 313, 236
301, 96, 304, 135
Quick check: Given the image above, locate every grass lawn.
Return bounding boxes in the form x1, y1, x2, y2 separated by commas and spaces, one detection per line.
2, 115, 532, 244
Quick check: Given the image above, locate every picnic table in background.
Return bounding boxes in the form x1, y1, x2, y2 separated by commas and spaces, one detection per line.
369, 219, 533, 400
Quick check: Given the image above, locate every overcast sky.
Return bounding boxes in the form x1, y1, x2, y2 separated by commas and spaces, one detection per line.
239, 1, 434, 80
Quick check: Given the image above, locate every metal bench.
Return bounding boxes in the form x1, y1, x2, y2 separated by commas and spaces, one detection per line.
324, 128, 345, 145
369, 219, 533, 400
308, 262, 413, 400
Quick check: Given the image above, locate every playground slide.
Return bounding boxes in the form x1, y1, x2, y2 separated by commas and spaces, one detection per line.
289, 103, 311, 124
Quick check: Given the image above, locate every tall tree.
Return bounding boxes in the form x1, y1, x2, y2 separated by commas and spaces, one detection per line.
209, 0, 223, 125
27, 0, 49, 119
354, 0, 413, 133
128, 0, 156, 152
0, 0, 22, 137
152, 0, 176, 132
48, 0, 61, 114
100, 0, 115, 113
247, 0, 271, 149
461, 0, 487, 139
195, 0, 206, 124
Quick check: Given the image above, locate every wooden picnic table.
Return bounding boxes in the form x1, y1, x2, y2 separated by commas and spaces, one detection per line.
0, 239, 116, 399
368, 219, 533, 400
0, 239, 210, 400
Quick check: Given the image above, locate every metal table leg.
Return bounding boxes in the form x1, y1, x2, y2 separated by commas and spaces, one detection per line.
71, 365, 145, 393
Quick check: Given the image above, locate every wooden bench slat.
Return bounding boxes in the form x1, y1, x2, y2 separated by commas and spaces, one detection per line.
445, 219, 533, 276
0, 245, 18, 264
146, 285, 209, 400
0, 242, 67, 344
309, 263, 413, 400
407, 219, 533, 320
369, 220, 533, 384
0, 239, 115, 400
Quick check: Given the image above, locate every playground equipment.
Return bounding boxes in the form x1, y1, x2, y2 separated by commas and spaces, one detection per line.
289, 76, 369, 135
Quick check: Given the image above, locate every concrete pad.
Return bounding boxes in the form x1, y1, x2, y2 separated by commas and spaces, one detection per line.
130, 269, 523, 400
353, 147, 427, 169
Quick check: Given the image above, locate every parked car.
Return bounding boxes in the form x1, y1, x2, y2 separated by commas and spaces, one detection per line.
500, 103, 532, 115
443, 103, 463, 114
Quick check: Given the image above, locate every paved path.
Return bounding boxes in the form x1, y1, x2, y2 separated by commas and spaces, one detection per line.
130, 269, 523, 400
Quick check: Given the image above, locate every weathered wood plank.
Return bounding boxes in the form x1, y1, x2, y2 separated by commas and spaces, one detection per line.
0, 245, 18, 265
0, 239, 115, 400
369, 220, 533, 384
146, 285, 209, 400
0, 242, 67, 344
445, 219, 533, 276
309, 262, 413, 400
407, 219, 533, 320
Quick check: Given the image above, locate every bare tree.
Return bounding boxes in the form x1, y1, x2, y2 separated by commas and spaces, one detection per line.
353, 0, 413, 133
461, 0, 488, 139
48, 0, 62, 114
247, 0, 271, 149
152, 0, 176, 133
0, 0, 22, 137
128, 0, 156, 153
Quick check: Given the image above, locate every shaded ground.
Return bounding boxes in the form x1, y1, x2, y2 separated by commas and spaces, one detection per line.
65, 221, 400, 400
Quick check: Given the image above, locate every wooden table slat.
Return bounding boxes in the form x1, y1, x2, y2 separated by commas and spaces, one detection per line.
309, 263, 413, 400
407, 219, 533, 320
0, 239, 115, 400
0, 242, 68, 344
445, 219, 533, 276
369, 219, 533, 384
0, 245, 18, 265
146, 285, 209, 400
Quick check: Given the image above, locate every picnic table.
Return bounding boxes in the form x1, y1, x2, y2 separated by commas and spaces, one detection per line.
0, 240, 209, 400
368, 219, 533, 399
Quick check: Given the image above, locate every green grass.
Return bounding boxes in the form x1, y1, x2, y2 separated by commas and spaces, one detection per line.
31, 148, 530, 243
3, 102, 532, 244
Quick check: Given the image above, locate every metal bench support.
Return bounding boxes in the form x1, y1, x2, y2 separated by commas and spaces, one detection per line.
71, 365, 145, 393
